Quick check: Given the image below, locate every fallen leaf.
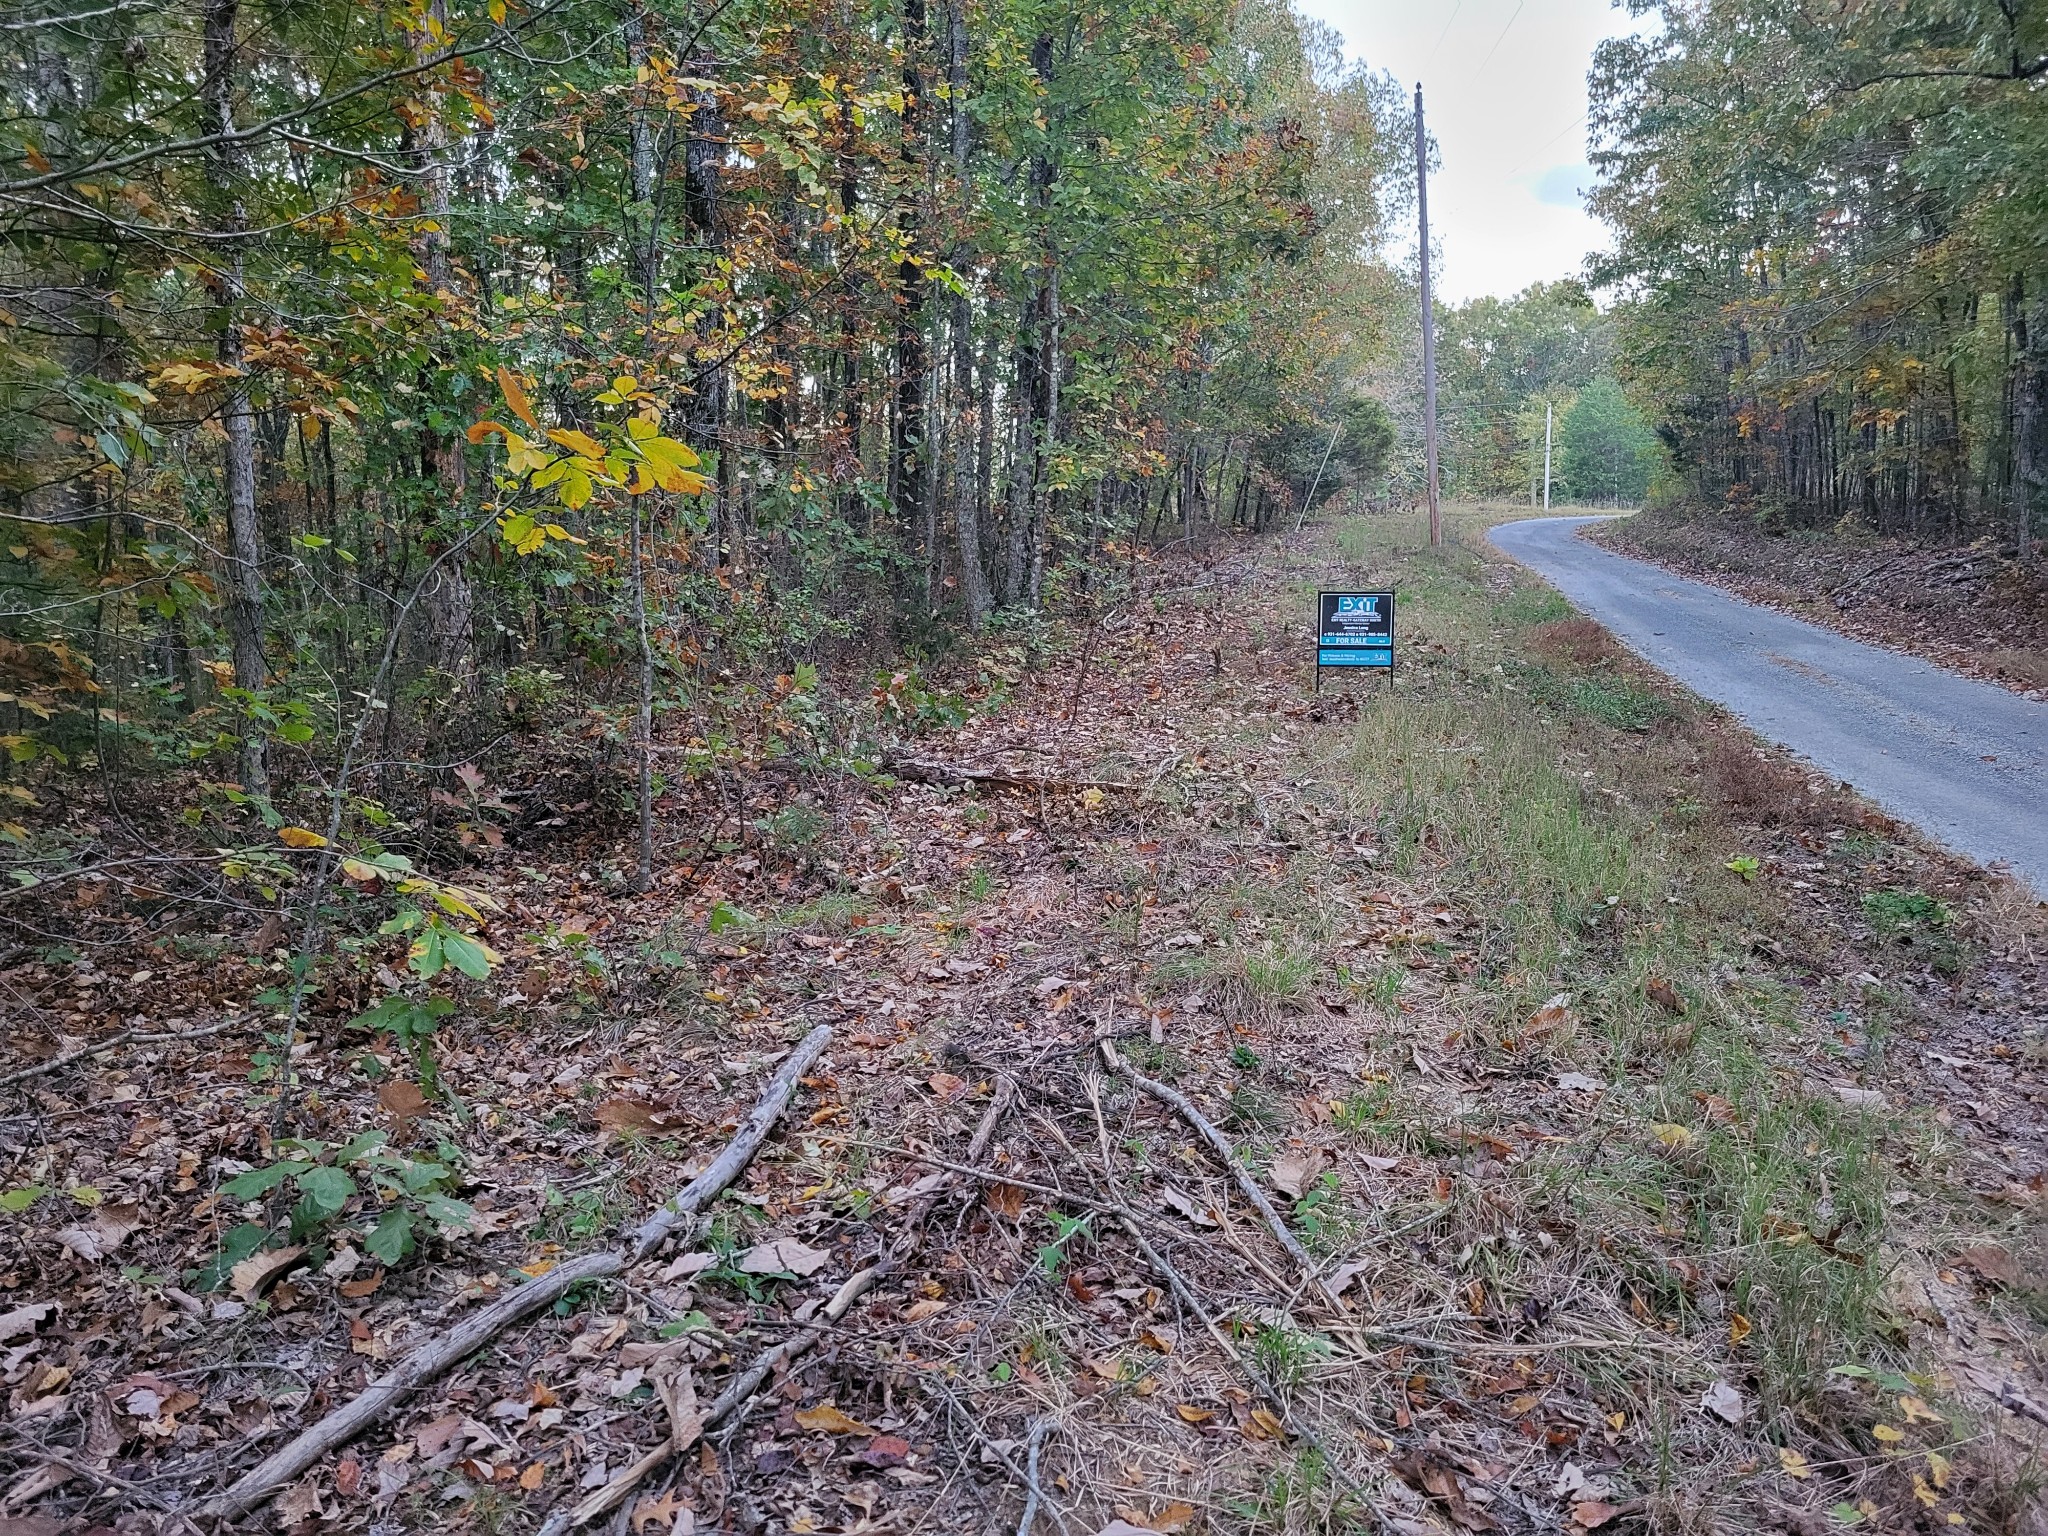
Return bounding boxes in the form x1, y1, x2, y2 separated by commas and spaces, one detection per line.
1955, 1244, 2021, 1287
1650, 1123, 1693, 1149
632, 1489, 694, 1535
795, 1403, 875, 1435
1173, 1403, 1214, 1424
230, 1244, 306, 1301
1127, 1502, 1195, 1533
595, 1097, 688, 1135
0, 1302, 54, 1342
1700, 1380, 1745, 1424
1327, 1258, 1375, 1297
1646, 978, 1686, 1015
1139, 1328, 1176, 1354
414, 1414, 465, 1456
1871, 1423, 1905, 1445
738, 1237, 830, 1277
1555, 1071, 1603, 1093
1729, 1313, 1752, 1345
849, 1434, 911, 1469
339, 1269, 385, 1299
1573, 1500, 1622, 1529
926, 1072, 968, 1101
1778, 1448, 1811, 1479
1527, 992, 1573, 1033
904, 1298, 948, 1322
379, 1081, 430, 1124
985, 1183, 1026, 1219
1092, 1524, 1157, 1536
660, 1251, 718, 1281
1246, 1406, 1285, 1440
1899, 1395, 1943, 1425
519, 1461, 545, 1490
1268, 1149, 1328, 1199
1162, 1186, 1219, 1229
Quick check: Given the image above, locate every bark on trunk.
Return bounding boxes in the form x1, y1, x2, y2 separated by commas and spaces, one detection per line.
202, 0, 269, 798
2016, 279, 2047, 564
945, 0, 992, 628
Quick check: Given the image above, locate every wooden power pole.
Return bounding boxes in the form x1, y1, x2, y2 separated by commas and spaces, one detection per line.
1415, 83, 1440, 547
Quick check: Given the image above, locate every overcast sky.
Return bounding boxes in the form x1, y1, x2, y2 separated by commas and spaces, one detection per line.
1293, 0, 1646, 304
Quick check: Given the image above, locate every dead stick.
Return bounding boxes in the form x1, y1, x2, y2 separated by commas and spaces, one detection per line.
201, 1025, 833, 1521
0, 1020, 235, 1092
1097, 1039, 1336, 1305
542, 1076, 1018, 1533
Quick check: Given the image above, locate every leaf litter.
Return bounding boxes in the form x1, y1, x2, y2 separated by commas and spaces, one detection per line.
1, 512, 2047, 1532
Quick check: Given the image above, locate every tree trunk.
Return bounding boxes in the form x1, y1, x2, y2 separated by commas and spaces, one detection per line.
202, 0, 269, 799
2017, 277, 2047, 564
947, 0, 992, 627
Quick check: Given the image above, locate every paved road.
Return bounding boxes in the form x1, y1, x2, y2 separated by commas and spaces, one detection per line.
1489, 515, 2048, 896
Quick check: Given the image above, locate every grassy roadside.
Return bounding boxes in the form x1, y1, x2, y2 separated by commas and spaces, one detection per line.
1122, 503, 2045, 1530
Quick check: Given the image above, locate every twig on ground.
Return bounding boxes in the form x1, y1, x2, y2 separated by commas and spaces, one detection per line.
0, 1019, 235, 1092
196, 1025, 834, 1520
1097, 1037, 1337, 1306
1016, 1415, 1054, 1536
883, 754, 1132, 793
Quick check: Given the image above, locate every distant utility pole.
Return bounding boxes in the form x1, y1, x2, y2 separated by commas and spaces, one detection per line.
1543, 401, 1554, 512
1415, 82, 1440, 548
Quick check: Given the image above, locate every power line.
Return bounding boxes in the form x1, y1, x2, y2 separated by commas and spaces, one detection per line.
1475, 0, 1526, 75
1427, 0, 1464, 61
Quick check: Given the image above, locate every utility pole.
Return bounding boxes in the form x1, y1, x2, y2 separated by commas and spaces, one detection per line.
1543, 401, 1554, 512
1415, 82, 1440, 547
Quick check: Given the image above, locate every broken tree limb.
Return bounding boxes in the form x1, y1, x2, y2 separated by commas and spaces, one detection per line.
0, 1019, 235, 1093
539, 1076, 1018, 1534
200, 1024, 834, 1522
1097, 1038, 1336, 1304
625, 1025, 836, 1262
882, 754, 1132, 794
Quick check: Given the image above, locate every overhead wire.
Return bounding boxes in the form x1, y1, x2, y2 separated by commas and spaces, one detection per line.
1475, 0, 1527, 75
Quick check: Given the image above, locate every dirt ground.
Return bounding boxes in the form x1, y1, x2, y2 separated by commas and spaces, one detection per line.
5, 507, 2048, 1536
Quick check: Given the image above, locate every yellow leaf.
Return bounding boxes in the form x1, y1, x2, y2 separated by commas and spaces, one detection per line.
794, 1404, 873, 1435
1729, 1312, 1752, 1345
1245, 1406, 1284, 1440
1927, 1451, 1952, 1489
1871, 1423, 1905, 1445
466, 418, 512, 445
487, 0, 505, 21
1173, 1403, 1214, 1424
1899, 1395, 1942, 1424
278, 826, 328, 848
1912, 1476, 1940, 1508
498, 365, 539, 429
341, 858, 380, 882
1778, 1447, 1811, 1479
547, 427, 606, 458
1651, 1123, 1692, 1148
1606, 1411, 1626, 1430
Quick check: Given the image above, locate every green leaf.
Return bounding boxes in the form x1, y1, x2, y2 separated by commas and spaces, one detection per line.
438, 926, 496, 980
295, 1165, 356, 1217
363, 1206, 416, 1265
0, 1185, 50, 1212
221, 1163, 297, 1200
418, 1193, 476, 1230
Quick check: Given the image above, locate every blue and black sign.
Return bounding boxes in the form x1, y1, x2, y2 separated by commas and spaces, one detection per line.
1316, 591, 1395, 682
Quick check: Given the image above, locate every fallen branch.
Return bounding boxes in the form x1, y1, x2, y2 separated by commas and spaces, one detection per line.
1016, 1415, 1054, 1536
1098, 1038, 1335, 1305
0, 1019, 236, 1093
199, 1024, 835, 1521
541, 1077, 1019, 1533
884, 754, 1132, 794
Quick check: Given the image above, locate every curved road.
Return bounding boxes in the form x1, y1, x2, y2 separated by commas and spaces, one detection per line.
1489, 516, 2048, 896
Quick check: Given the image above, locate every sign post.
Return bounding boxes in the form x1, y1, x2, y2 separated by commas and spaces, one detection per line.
1315, 591, 1396, 692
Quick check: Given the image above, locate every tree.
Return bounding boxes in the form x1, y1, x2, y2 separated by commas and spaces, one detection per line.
1559, 378, 1662, 505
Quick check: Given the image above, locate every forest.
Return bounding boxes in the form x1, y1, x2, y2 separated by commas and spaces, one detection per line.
1, 0, 1405, 877
1592, 0, 2048, 549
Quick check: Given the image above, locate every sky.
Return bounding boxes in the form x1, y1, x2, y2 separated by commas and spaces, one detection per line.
1291, 0, 1647, 304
